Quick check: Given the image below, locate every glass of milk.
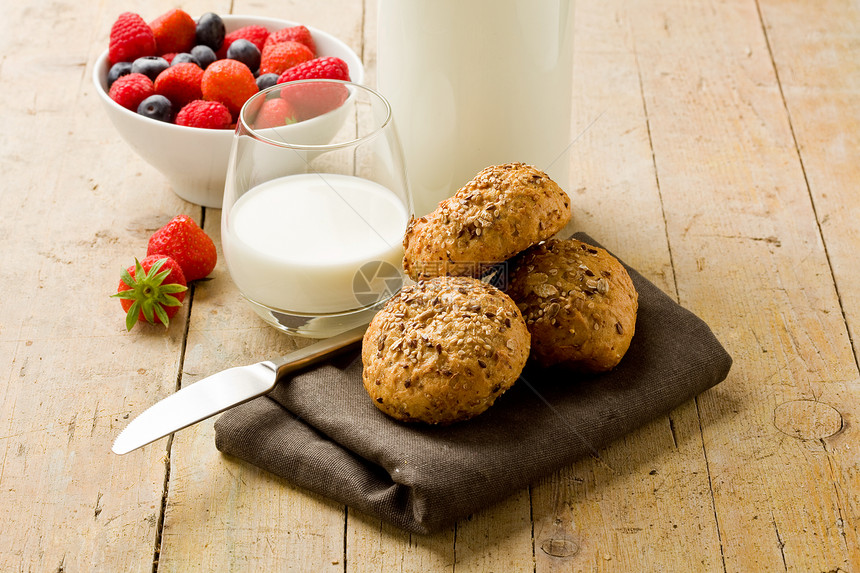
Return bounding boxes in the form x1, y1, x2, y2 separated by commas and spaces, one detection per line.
377, 0, 575, 216
222, 81, 413, 338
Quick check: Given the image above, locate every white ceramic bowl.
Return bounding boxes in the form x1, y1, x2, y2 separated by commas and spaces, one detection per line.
93, 15, 365, 208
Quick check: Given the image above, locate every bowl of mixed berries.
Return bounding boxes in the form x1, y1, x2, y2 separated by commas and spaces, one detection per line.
93, 10, 364, 207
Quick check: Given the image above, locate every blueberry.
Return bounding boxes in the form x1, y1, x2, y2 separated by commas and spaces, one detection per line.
256, 73, 280, 91
196, 12, 225, 51
171, 52, 201, 67
137, 95, 173, 122
131, 56, 169, 81
226, 39, 261, 73
107, 61, 132, 88
190, 45, 217, 69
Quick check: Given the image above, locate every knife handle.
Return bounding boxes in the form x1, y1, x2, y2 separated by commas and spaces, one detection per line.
267, 324, 367, 380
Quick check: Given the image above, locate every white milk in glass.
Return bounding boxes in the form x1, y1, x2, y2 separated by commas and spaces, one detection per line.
222, 173, 408, 314
377, 0, 575, 216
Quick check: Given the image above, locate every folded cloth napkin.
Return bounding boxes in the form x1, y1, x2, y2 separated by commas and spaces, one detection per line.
215, 233, 732, 534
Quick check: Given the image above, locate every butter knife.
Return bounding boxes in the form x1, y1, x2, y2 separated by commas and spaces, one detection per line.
112, 324, 367, 455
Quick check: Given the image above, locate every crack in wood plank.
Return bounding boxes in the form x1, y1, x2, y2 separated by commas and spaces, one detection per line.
771, 511, 789, 571
752, 0, 860, 380
697, 397, 728, 573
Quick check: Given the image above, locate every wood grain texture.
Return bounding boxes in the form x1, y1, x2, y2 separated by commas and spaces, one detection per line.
0, 0, 202, 570
757, 0, 860, 569
531, 3, 724, 571
155, 210, 347, 572
623, 0, 859, 571
156, 1, 363, 571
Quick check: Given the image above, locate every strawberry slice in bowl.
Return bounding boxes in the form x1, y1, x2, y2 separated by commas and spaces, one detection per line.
279, 80, 350, 122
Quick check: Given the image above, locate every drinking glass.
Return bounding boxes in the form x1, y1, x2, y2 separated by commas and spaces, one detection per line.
222, 80, 413, 338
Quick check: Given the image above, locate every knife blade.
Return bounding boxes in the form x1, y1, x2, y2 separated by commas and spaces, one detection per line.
112, 324, 367, 455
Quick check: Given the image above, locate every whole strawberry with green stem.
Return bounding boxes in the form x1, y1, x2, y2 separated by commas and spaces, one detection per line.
147, 215, 217, 282
113, 255, 188, 330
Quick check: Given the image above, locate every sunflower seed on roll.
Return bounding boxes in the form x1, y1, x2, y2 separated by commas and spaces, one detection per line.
402, 163, 571, 281
507, 238, 638, 372
362, 276, 530, 424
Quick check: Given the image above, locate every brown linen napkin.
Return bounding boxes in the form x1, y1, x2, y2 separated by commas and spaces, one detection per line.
214, 233, 732, 534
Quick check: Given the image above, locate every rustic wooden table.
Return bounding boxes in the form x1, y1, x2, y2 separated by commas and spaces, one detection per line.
2, 0, 858, 570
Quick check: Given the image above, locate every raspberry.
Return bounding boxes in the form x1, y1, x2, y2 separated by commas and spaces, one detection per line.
259, 41, 314, 76
201, 59, 258, 116
217, 25, 269, 59
109, 12, 157, 64
264, 25, 316, 55
277, 56, 351, 83
175, 100, 232, 129
252, 97, 297, 129
149, 8, 196, 55
109, 73, 155, 111
154, 63, 204, 108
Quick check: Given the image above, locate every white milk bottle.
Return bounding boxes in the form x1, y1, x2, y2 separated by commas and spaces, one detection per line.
377, 0, 575, 215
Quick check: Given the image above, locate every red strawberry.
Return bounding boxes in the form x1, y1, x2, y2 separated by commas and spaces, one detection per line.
109, 73, 154, 110
146, 215, 217, 282
277, 56, 350, 83
217, 25, 270, 58
259, 41, 314, 76
109, 12, 157, 64
154, 63, 204, 108
175, 100, 232, 129
113, 255, 187, 330
201, 59, 258, 116
149, 8, 196, 55
281, 81, 349, 121
252, 97, 297, 129
264, 25, 316, 54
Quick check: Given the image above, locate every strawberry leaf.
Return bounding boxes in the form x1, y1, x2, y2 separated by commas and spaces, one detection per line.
153, 303, 169, 327
161, 294, 184, 307
125, 299, 142, 331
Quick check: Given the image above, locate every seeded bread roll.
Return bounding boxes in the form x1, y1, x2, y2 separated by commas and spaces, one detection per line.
507, 238, 638, 372
362, 276, 530, 424
402, 163, 571, 281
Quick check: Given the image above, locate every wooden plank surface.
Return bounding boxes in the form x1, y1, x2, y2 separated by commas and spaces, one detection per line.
0, 0, 858, 571
757, 0, 860, 569
622, 0, 860, 571
532, 2, 725, 571
0, 0, 200, 570
156, 1, 360, 570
